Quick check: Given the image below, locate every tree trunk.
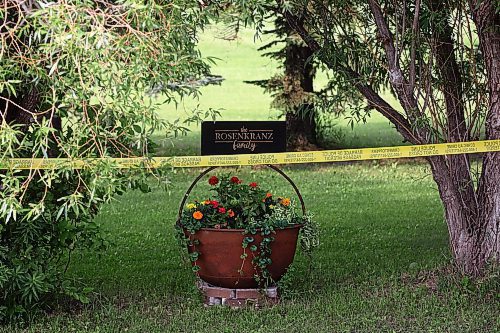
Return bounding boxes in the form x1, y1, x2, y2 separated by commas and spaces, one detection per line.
286, 111, 316, 150
478, 157, 500, 268
428, 156, 485, 275
280, 0, 500, 275
474, 0, 500, 267
426, 0, 488, 274
432, 154, 500, 275
283, 33, 317, 150
1, 88, 39, 128
431, 1, 500, 274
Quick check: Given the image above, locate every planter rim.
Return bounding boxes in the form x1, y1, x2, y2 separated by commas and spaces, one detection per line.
183, 223, 303, 233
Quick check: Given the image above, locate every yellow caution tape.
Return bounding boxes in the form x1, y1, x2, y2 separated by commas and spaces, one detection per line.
1, 140, 500, 170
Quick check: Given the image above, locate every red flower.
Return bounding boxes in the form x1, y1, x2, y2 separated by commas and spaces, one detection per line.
218, 207, 226, 214
210, 200, 219, 208
230, 176, 241, 184
208, 176, 219, 186
249, 182, 258, 188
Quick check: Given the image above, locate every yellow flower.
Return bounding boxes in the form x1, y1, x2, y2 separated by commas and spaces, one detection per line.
186, 203, 196, 209
269, 205, 275, 209
281, 198, 291, 206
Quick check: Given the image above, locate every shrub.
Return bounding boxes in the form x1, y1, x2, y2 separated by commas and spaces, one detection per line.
0, 1, 218, 321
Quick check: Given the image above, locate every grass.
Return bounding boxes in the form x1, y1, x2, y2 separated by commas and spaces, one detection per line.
2, 26, 499, 332
154, 25, 406, 156
3, 164, 498, 332
154, 25, 282, 157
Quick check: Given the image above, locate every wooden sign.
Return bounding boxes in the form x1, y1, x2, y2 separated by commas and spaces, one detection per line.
201, 121, 286, 155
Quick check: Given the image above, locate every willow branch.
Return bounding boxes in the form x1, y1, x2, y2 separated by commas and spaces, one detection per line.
279, 3, 420, 144
367, 0, 425, 137
409, 0, 421, 92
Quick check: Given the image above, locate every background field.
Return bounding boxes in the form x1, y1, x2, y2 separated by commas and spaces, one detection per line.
2, 26, 498, 333
154, 25, 405, 156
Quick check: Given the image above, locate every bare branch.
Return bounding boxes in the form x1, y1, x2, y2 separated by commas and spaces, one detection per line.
409, 0, 421, 92
368, 0, 424, 133
279, 2, 420, 144
428, 0, 468, 142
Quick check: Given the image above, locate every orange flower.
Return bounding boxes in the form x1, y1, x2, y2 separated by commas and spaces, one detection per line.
228, 209, 235, 217
281, 198, 291, 206
266, 192, 272, 198
193, 211, 203, 220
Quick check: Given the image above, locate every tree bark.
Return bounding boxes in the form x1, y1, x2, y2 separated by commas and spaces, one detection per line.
286, 111, 317, 150
283, 37, 317, 150
1, 88, 39, 128
428, 156, 484, 274
473, 0, 500, 266
426, 0, 482, 272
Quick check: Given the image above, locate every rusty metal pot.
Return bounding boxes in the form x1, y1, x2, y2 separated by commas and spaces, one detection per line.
177, 165, 306, 289
184, 224, 301, 288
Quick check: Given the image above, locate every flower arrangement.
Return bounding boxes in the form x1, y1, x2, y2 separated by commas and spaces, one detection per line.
177, 174, 320, 287
180, 175, 300, 231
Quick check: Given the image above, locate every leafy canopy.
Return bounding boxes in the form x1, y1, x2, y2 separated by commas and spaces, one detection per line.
0, 0, 218, 320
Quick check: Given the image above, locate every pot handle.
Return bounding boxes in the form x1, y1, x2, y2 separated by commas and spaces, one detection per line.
176, 165, 306, 226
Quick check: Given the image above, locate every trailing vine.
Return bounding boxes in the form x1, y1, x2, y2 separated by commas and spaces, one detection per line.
176, 173, 320, 289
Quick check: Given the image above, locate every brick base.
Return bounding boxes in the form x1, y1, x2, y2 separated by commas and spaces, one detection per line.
197, 280, 279, 308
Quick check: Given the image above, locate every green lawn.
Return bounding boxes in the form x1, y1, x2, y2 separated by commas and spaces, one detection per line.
2, 26, 499, 333
3, 164, 498, 332
153, 25, 282, 157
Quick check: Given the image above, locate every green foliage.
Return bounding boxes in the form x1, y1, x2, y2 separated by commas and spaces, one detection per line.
0, 0, 219, 320
0, 212, 103, 320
